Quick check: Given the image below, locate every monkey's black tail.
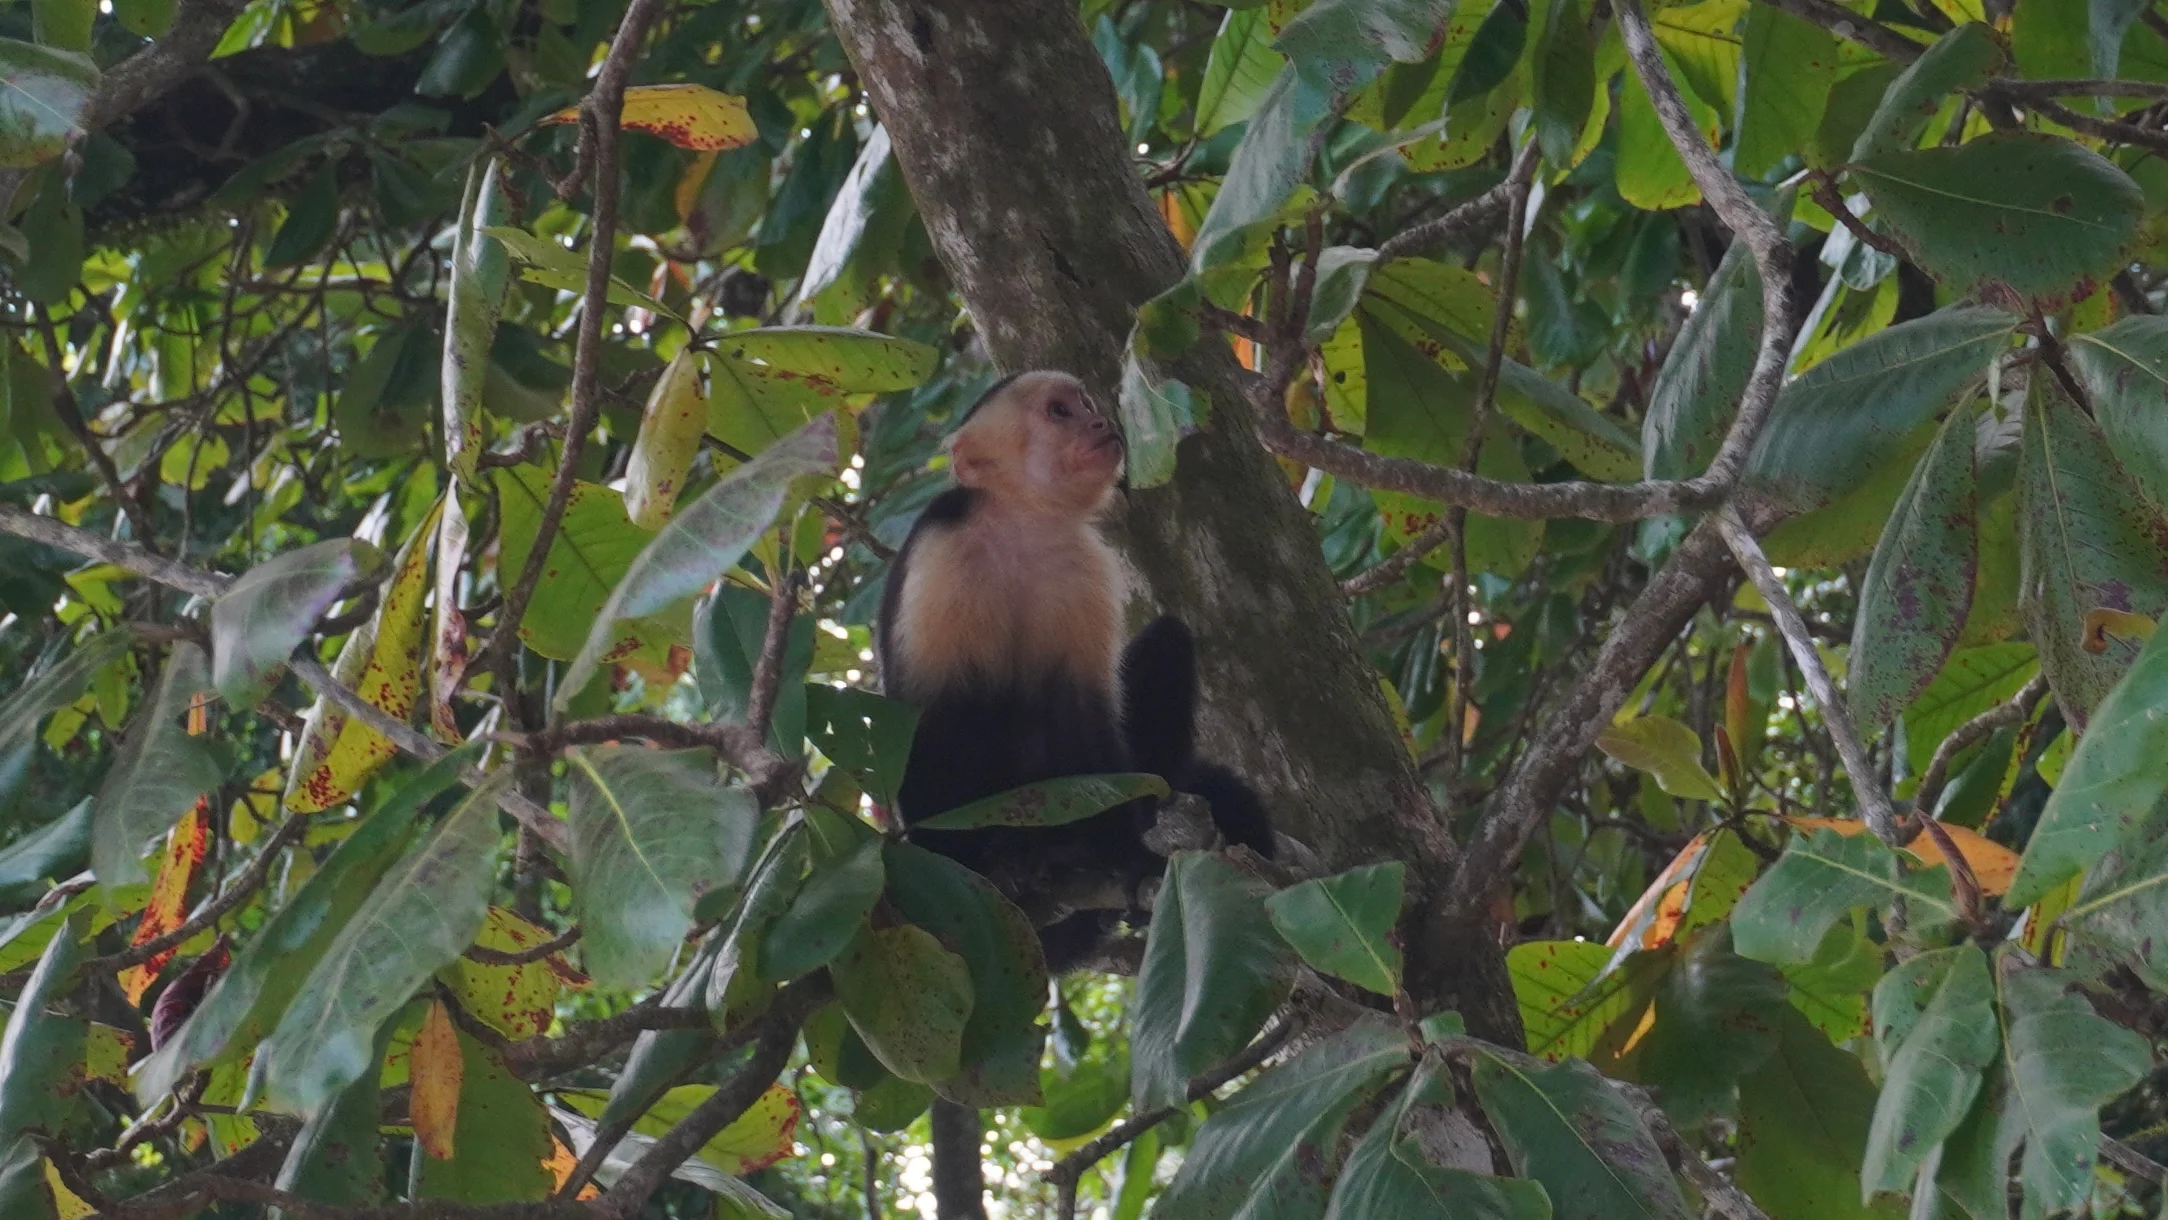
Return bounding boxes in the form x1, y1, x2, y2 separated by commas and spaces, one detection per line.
1183, 760, 1276, 858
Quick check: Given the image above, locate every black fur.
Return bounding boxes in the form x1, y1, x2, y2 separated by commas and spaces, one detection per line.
1119, 616, 1275, 857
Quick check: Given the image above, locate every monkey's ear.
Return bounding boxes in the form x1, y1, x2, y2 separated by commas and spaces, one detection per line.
947, 429, 991, 487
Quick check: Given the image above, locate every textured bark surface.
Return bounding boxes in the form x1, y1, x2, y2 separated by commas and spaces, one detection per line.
822, 0, 1446, 890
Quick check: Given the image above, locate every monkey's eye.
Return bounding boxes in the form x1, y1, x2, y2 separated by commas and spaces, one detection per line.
1048, 399, 1073, 419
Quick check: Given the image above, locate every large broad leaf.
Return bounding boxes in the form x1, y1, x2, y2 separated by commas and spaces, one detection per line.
441, 160, 510, 483
913, 773, 1168, 831
1643, 241, 1760, 481
1980, 965, 2149, 1214
802, 685, 917, 808
1195, 6, 1288, 136
0, 41, 95, 168
1849, 405, 1977, 732
1154, 1017, 1411, 1220
1189, 65, 1333, 269
565, 746, 758, 989
284, 500, 442, 813
712, 326, 937, 393
886, 842, 1050, 1107
0, 910, 85, 1188
760, 831, 883, 983
1471, 1050, 1693, 1220
1848, 24, 2003, 162
1862, 945, 1997, 1194
1530, 0, 1593, 165
275, 1024, 388, 1207
2070, 315, 2168, 511
1736, 1006, 1899, 1220
258, 774, 506, 1115
2005, 625, 2168, 906
829, 924, 973, 1085
2018, 373, 2168, 731
622, 348, 707, 530
411, 1026, 555, 1204
1851, 133, 2144, 307
1732, 828, 1956, 965
90, 643, 220, 891
1903, 642, 2038, 772
2060, 830, 2168, 990
1509, 938, 1661, 1062
549, 82, 757, 151
1396, 309, 1641, 481
1625, 930, 1788, 1130
1264, 862, 1405, 996
1596, 715, 1722, 802
1745, 306, 2014, 511
1325, 1058, 1554, 1219
1733, 7, 1838, 180
0, 798, 88, 910
696, 585, 814, 753
1132, 851, 1299, 1111
494, 466, 657, 664
556, 412, 840, 709
0, 629, 129, 768
210, 538, 384, 709
1779, 916, 1882, 1043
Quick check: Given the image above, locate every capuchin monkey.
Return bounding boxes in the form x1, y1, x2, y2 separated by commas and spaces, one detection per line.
875, 370, 1273, 945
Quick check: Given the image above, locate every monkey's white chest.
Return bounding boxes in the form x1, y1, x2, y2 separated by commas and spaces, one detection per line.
893, 517, 1125, 697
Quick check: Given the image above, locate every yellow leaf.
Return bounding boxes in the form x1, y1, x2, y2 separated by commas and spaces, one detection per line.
1608, 830, 1711, 951
411, 999, 465, 1161
119, 802, 213, 1005
1784, 816, 1871, 837
285, 499, 444, 812
675, 150, 719, 223
544, 1136, 601, 1200
84, 1023, 136, 1087
44, 1160, 92, 1219
702, 1083, 800, 1174
1905, 822, 2020, 896
623, 348, 708, 529
549, 84, 758, 152
444, 907, 586, 1041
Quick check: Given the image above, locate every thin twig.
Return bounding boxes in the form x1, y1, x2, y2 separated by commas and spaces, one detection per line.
1715, 506, 1901, 847
1911, 673, 2049, 816
1750, 0, 1925, 61
31, 309, 157, 548
1808, 171, 1903, 259
463, 924, 581, 966
91, 813, 306, 974
745, 564, 801, 741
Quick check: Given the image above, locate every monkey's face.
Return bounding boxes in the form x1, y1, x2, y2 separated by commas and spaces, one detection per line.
950, 371, 1123, 517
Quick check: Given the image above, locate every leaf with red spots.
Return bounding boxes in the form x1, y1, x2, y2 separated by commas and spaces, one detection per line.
1509, 937, 1663, 1063
623, 348, 708, 529
285, 499, 444, 813
443, 907, 584, 1040
548, 83, 758, 152
410, 999, 463, 1160
1850, 404, 1978, 734
118, 801, 213, 1005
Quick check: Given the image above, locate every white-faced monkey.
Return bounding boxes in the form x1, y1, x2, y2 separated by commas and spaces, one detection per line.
875, 370, 1274, 956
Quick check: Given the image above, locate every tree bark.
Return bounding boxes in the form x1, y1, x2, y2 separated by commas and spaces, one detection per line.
820, 0, 1453, 908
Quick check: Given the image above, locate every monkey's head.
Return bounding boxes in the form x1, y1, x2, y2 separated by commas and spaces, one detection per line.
947, 370, 1123, 517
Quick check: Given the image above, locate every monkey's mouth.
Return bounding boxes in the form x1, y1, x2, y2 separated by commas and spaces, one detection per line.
1091, 432, 1125, 454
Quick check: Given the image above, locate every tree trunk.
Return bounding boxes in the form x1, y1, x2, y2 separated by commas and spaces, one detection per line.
819, 0, 1502, 995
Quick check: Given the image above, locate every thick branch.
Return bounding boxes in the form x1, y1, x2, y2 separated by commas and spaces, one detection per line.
0, 505, 223, 597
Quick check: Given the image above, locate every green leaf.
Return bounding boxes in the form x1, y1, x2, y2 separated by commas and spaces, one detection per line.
1849, 24, 2004, 163
1402, 312, 1642, 481
211, 538, 384, 710
1509, 938, 1660, 1062
0, 798, 87, 909
1849, 405, 1978, 733
1626, 929, 1787, 1130
0, 41, 95, 168
1616, 52, 1709, 210
1778, 916, 1882, 1044
0, 909, 85, 1171
692, 585, 812, 753
1903, 642, 2038, 772
1196, 7, 1287, 137
2006, 625, 2168, 906
334, 321, 436, 459
263, 162, 340, 268
1734, 7, 1838, 180
1595, 715, 1722, 802
481, 225, 675, 320
0, 629, 130, 763
493, 465, 658, 663
760, 836, 883, 983
1155, 1017, 1411, 1220
1326, 1060, 1555, 1219
1264, 861, 1405, 995
8, 170, 80, 302
1732, 828, 1955, 965
1189, 65, 1332, 270
90, 643, 220, 891
1116, 347, 1201, 490
138, 754, 470, 1103
411, 1028, 553, 1203
443, 162, 511, 484
1471, 1050, 1693, 1220
1022, 1050, 1127, 1141
1988, 964, 2149, 1214
2018, 371, 2168, 731
1736, 1006, 1899, 1220
2070, 314, 2168, 510
885, 843, 1050, 1107
275, 1021, 391, 1207
30, 0, 91, 54
565, 746, 758, 989
830, 924, 973, 1085
1531, 0, 1593, 166
1863, 945, 1998, 1195
803, 685, 917, 808
1305, 247, 1378, 346
258, 773, 506, 1115
913, 773, 1169, 831
714, 326, 938, 393
1852, 133, 2144, 307
556, 412, 839, 709
1745, 305, 2015, 511
1643, 242, 1760, 481
1132, 851, 1298, 1111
